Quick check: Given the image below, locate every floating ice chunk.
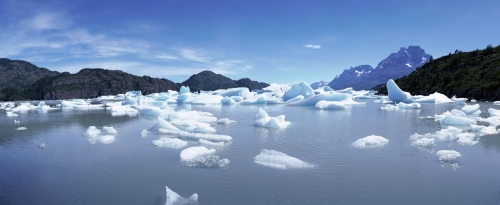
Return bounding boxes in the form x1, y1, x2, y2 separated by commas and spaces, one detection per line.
99, 135, 115, 144
282, 82, 315, 102
479, 126, 498, 136
141, 129, 149, 137
199, 139, 224, 147
456, 133, 477, 146
461, 104, 481, 116
159, 130, 232, 142
152, 138, 188, 148
170, 119, 216, 134
471, 99, 477, 103
231, 96, 243, 102
285, 95, 305, 103
167, 110, 217, 123
352, 135, 389, 148
84, 126, 102, 137
217, 87, 252, 98
494, 101, 500, 105
451, 96, 468, 105
439, 110, 477, 126
14, 120, 20, 124
182, 155, 230, 167
381, 104, 398, 110
165, 186, 198, 205
436, 150, 461, 161
386, 79, 414, 103
411, 137, 435, 147
217, 118, 236, 125
254, 149, 313, 169
150, 117, 181, 132
102, 126, 118, 134
239, 96, 268, 105
180, 146, 216, 161
110, 105, 139, 117
287, 93, 363, 106
190, 94, 223, 105
335, 87, 353, 94
414, 92, 453, 103
6, 111, 18, 117
397, 102, 421, 109
13, 104, 32, 111
315, 100, 347, 110
38, 143, 45, 149
221, 96, 237, 105
15, 127, 27, 130
254, 107, 290, 129
488, 108, 500, 117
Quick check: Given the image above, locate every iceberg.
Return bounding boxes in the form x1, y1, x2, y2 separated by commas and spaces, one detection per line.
136, 105, 164, 116
254, 107, 290, 129
285, 95, 305, 103
99, 135, 115, 144
282, 82, 315, 102
352, 135, 389, 148
170, 119, 216, 134
254, 149, 312, 169
436, 150, 461, 161
396, 102, 421, 109
84, 126, 102, 137
386, 79, 413, 103
461, 104, 481, 116
182, 155, 230, 168
159, 129, 233, 142
456, 133, 477, 146
102, 126, 118, 134
287, 93, 362, 106
152, 138, 188, 148
414, 92, 453, 103
199, 139, 225, 147
216, 87, 252, 98
149, 117, 181, 132
180, 146, 216, 161
217, 118, 237, 125
315, 100, 347, 110
164, 186, 198, 205
410, 137, 435, 148
438, 110, 477, 126
15, 127, 27, 130
221, 96, 237, 105
6, 111, 18, 117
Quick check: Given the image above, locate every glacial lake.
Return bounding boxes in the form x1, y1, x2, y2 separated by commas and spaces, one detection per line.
1, 100, 500, 205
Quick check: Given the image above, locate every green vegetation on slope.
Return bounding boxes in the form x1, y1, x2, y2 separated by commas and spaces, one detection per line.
377, 44, 500, 100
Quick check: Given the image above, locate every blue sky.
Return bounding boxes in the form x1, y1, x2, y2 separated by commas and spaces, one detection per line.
1, 0, 499, 84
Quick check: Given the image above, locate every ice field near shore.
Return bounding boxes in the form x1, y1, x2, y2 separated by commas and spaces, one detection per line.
2, 80, 500, 204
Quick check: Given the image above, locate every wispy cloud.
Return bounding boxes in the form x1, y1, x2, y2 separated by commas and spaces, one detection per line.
23, 13, 70, 30
303, 44, 321, 49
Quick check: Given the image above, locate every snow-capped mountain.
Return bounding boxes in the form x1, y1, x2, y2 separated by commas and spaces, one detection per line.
310, 80, 330, 89
328, 46, 431, 90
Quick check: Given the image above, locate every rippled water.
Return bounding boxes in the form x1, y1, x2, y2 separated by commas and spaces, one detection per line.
1, 101, 500, 204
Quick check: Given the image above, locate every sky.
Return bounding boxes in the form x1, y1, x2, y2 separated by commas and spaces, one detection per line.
1, 0, 499, 84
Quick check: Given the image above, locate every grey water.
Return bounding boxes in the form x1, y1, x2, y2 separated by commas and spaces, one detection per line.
1, 100, 500, 205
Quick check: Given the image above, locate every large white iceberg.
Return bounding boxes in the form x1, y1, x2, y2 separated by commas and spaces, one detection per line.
386, 79, 413, 103
315, 100, 347, 110
282, 82, 315, 102
352, 135, 389, 148
152, 138, 188, 148
254, 149, 312, 169
180, 146, 216, 161
287, 93, 362, 106
438, 110, 477, 126
254, 107, 290, 129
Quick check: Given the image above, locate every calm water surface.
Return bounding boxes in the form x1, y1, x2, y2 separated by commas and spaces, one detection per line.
1, 100, 500, 205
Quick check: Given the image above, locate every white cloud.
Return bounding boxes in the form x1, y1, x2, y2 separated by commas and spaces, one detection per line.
156, 54, 180, 61
25, 13, 71, 30
178, 48, 211, 63
303, 44, 321, 49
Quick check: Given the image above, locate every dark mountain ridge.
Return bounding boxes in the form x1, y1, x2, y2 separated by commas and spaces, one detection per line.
181, 70, 268, 92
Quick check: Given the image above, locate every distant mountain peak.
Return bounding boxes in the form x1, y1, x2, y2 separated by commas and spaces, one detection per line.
328, 45, 431, 90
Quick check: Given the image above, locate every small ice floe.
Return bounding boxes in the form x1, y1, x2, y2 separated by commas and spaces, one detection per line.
254, 149, 312, 169
493, 101, 500, 105
141, 129, 149, 137
217, 118, 237, 125
352, 135, 389, 148
254, 107, 290, 129
6, 111, 18, 117
83, 126, 116, 144
437, 109, 477, 126
381, 104, 398, 110
461, 104, 481, 116
436, 150, 461, 161
470, 99, 477, 103
15, 127, 27, 130
410, 137, 435, 148
38, 143, 46, 149
199, 139, 224, 147
456, 133, 478, 146
436, 150, 461, 169
152, 138, 187, 149
315, 100, 347, 110
396, 102, 421, 109
159, 129, 233, 142
180, 146, 229, 168
165, 186, 198, 205
14, 120, 20, 124
102, 126, 118, 134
